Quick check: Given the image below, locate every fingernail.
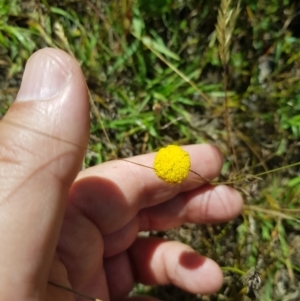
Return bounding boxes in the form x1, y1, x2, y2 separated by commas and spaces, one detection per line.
16, 49, 72, 101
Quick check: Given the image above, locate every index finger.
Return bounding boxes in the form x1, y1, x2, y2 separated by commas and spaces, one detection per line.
68, 144, 224, 234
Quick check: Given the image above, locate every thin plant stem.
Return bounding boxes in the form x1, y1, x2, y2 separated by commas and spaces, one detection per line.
48, 281, 103, 301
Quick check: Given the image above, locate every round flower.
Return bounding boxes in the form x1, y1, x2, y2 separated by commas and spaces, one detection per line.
154, 145, 191, 184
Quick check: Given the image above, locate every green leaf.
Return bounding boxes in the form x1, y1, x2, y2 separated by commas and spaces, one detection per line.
287, 177, 300, 188
141, 36, 180, 61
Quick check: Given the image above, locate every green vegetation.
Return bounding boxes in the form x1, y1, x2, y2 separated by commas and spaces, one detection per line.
1, 0, 300, 300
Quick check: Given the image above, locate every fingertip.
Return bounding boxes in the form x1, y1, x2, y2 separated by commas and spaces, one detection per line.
184, 184, 244, 224
184, 255, 223, 294
128, 238, 224, 295
181, 144, 224, 182
171, 250, 223, 295
210, 184, 244, 221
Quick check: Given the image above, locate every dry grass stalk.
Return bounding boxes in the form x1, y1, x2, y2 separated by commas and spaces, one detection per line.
215, 0, 241, 172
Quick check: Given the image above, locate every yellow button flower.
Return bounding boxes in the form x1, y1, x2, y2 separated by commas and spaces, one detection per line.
154, 145, 191, 184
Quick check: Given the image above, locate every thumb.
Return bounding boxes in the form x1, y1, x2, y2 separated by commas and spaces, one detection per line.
0, 48, 89, 298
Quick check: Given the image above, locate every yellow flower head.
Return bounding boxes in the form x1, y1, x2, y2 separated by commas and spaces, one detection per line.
154, 145, 191, 184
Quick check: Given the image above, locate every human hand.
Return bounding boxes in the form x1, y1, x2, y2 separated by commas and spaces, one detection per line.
0, 48, 243, 301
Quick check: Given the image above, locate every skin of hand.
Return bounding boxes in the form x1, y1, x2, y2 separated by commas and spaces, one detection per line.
0, 48, 243, 301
